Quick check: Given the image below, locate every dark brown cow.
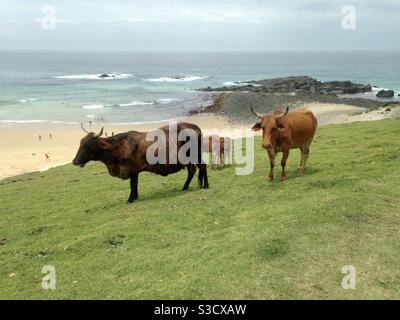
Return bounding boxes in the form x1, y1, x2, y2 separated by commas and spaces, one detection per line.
204, 135, 232, 169
72, 122, 209, 203
251, 106, 318, 181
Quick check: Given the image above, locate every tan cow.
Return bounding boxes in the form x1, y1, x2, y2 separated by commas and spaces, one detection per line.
251, 106, 318, 181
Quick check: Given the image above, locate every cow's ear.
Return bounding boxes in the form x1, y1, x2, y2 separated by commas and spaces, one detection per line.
276, 117, 285, 128
276, 107, 289, 128
99, 140, 113, 150
251, 122, 262, 131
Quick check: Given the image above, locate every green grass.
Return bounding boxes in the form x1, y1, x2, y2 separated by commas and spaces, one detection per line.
1, 119, 400, 299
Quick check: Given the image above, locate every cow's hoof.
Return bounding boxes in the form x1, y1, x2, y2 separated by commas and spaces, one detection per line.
268, 176, 274, 182
127, 198, 135, 203
280, 176, 286, 182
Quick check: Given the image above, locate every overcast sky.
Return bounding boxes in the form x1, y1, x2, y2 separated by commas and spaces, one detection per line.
0, 0, 399, 51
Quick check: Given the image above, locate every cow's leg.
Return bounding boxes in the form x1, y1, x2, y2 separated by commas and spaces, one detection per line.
298, 148, 303, 173
268, 152, 276, 181
198, 164, 209, 189
216, 153, 220, 169
183, 164, 196, 191
202, 165, 209, 189
299, 145, 310, 174
128, 174, 139, 203
211, 152, 217, 170
280, 149, 289, 181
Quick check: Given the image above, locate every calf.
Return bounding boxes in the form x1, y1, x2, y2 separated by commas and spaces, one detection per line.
204, 135, 232, 169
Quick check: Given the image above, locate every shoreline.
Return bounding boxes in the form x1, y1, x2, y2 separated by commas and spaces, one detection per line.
0, 113, 239, 181
1, 103, 399, 181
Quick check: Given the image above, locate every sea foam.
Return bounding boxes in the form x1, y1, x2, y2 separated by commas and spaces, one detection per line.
118, 101, 155, 107
146, 76, 208, 82
54, 73, 134, 80
18, 98, 37, 103
82, 104, 104, 110
157, 98, 181, 104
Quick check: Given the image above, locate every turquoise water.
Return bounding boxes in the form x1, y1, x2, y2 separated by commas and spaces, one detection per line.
1, 51, 399, 124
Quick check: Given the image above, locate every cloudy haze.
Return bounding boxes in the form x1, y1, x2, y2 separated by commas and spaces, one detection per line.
0, 0, 399, 51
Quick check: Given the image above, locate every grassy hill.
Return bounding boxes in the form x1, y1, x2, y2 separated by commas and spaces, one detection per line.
1, 119, 400, 299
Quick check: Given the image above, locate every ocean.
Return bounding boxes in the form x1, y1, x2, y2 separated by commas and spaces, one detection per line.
1, 50, 399, 125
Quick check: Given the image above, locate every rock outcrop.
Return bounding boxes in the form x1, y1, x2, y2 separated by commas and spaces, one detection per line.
198, 76, 372, 96
192, 76, 399, 121
376, 90, 395, 98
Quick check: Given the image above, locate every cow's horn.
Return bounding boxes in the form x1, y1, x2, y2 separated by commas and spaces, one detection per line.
284, 106, 290, 115
96, 127, 104, 137
251, 106, 263, 119
81, 123, 90, 134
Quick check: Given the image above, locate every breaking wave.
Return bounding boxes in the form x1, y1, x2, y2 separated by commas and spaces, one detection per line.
82, 104, 104, 110
54, 73, 134, 80
117, 98, 181, 107
146, 76, 208, 82
18, 98, 37, 103
118, 101, 155, 107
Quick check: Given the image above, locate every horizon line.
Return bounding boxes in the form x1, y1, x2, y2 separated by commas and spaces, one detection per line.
1, 48, 400, 53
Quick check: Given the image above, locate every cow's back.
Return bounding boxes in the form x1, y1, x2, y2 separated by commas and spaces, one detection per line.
284, 109, 317, 147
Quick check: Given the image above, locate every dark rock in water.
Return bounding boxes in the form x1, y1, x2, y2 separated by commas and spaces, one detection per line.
198, 76, 372, 96
99, 73, 110, 78
376, 90, 394, 98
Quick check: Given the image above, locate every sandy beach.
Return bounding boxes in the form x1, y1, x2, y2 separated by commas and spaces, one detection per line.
1, 103, 399, 181
0, 114, 239, 181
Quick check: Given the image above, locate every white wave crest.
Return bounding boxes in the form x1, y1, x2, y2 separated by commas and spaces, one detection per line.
146, 76, 208, 82
82, 104, 104, 110
223, 81, 260, 87
54, 73, 134, 80
117, 98, 180, 107
118, 101, 155, 107
372, 86, 389, 92
157, 98, 181, 104
18, 98, 37, 103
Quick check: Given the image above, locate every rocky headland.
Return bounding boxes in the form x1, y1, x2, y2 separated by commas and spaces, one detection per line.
192, 76, 399, 122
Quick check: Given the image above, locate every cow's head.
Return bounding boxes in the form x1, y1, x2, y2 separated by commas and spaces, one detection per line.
72, 124, 112, 167
251, 106, 289, 151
